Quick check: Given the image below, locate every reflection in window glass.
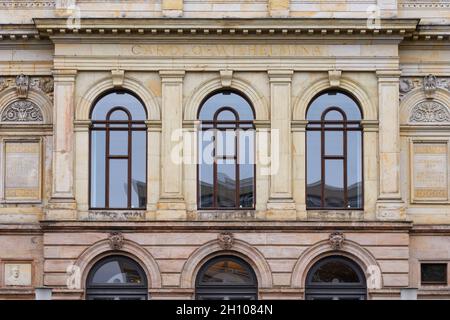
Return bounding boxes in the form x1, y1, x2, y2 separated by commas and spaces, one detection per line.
90, 91, 147, 209
198, 91, 255, 209
306, 91, 363, 209
311, 260, 360, 283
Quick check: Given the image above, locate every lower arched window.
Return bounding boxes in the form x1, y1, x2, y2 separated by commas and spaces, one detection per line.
86, 255, 148, 300
305, 256, 367, 300
195, 256, 258, 300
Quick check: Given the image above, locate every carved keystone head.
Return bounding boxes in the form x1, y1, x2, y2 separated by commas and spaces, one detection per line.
15, 74, 30, 99
108, 232, 124, 250
218, 232, 234, 250
424, 74, 437, 98
329, 232, 345, 250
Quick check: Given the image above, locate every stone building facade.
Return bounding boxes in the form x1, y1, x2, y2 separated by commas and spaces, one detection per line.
0, 0, 449, 300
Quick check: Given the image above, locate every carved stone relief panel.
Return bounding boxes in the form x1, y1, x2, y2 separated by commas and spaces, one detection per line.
409, 101, 450, 123
0, 75, 53, 99
411, 141, 448, 203
1, 100, 43, 122
4, 263, 32, 287
400, 75, 450, 100
3, 140, 42, 202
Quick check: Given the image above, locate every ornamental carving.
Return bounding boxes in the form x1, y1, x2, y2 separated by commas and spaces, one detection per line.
399, 76, 450, 100
108, 232, 124, 250
218, 232, 234, 250
409, 101, 450, 123
0, 76, 54, 99
16, 74, 30, 99
1, 100, 43, 122
329, 232, 345, 250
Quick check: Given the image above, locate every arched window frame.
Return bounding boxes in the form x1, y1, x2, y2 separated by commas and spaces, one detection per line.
197, 90, 256, 210
89, 90, 147, 210
86, 255, 148, 300
195, 255, 258, 300
306, 90, 364, 210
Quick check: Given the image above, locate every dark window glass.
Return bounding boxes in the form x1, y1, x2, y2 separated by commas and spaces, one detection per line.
306, 91, 363, 209
86, 256, 148, 300
196, 256, 258, 300
198, 91, 255, 209
311, 260, 360, 283
90, 91, 147, 209
421, 263, 447, 285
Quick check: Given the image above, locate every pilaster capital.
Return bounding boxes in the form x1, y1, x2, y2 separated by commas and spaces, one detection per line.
376, 70, 402, 82
52, 69, 77, 82
159, 70, 185, 83
268, 70, 293, 83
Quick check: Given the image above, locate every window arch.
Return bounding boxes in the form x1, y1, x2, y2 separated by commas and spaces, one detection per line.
198, 91, 255, 210
305, 256, 367, 300
195, 255, 258, 300
90, 91, 147, 209
86, 255, 148, 300
306, 90, 363, 209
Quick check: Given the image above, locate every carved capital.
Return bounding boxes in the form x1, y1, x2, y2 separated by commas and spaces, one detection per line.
218, 232, 234, 250
108, 232, 124, 250
329, 232, 345, 250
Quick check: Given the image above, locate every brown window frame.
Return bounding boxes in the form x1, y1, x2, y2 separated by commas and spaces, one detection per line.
197, 91, 256, 210
89, 97, 147, 211
306, 104, 364, 210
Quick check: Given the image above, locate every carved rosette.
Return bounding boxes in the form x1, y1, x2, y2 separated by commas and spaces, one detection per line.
218, 232, 234, 250
1, 100, 43, 122
409, 101, 450, 123
329, 232, 345, 250
108, 232, 124, 250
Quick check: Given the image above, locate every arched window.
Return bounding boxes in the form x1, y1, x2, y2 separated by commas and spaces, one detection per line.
305, 256, 367, 300
198, 91, 255, 209
196, 256, 258, 300
86, 255, 148, 300
90, 91, 147, 209
306, 91, 363, 209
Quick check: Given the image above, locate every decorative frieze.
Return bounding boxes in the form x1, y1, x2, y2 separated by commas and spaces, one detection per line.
1, 100, 43, 122
409, 101, 450, 123
400, 75, 450, 100
0, 75, 54, 99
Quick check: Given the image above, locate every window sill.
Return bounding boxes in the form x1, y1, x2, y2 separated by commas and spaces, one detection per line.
306, 210, 365, 221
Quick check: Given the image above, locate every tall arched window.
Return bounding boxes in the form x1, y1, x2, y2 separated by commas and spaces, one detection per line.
305, 256, 367, 300
306, 91, 363, 209
90, 91, 147, 209
195, 256, 258, 300
86, 255, 148, 300
198, 91, 255, 209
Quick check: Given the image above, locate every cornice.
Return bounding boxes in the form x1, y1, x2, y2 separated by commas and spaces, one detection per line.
30, 18, 420, 41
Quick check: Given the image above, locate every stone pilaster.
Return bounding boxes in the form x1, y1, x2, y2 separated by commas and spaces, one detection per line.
376, 70, 405, 220
292, 120, 308, 219
47, 69, 77, 220
267, 70, 296, 219
162, 0, 183, 18
157, 70, 186, 220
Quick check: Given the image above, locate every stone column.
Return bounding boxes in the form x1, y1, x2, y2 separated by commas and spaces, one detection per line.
376, 70, 405, 220
47, 69, 77, 220
157, 70, 186, 220
267, 70, 296, 219
292, 120, 307, 219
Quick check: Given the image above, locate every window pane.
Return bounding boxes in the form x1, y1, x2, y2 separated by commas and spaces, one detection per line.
311, 261, 360, 283
90, 131, 106, 208
307, 131, 321, 207
216, 130, 236, 157
421, 264, 447, 284
199, 130, 214, 208
200, 260, 253, 285
109, 159, 128, 208
306, 92, 361, 121
325, 131, 343, 156
199, 92, 254, 121
324, 160, 344, 208
91, 260, 143, 285
217, 160, 236, 208
239, 163, 254, 208
217, 110, 236, 121
347, 131, 363, 208
131, 131, 146, 209
92, 92, 146, 121
109, 131, 128, 156
324, 110, 343, 121
109, 109, 129, 121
